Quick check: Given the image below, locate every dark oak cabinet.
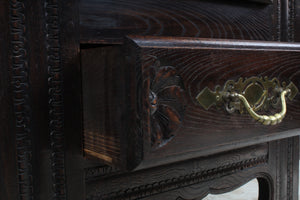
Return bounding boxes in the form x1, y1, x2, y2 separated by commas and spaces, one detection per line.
1, 0, 300, 199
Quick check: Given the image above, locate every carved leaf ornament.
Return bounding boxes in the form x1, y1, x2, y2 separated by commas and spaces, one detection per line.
143, 55, 186, 148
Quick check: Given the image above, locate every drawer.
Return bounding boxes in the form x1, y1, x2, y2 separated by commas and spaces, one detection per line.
81, 36, 300, 170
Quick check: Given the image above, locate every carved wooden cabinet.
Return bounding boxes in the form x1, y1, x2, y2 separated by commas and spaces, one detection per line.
1, 0, 300, 199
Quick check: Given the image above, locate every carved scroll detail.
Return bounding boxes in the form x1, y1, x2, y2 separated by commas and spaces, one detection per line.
288, 0, 295, 41
9, 0, 34, 198
45, 0, 67, 199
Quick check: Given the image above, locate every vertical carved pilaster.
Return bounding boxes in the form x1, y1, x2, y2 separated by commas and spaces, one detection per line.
275, 140, 280, 199
273, 138, 299, 200
279, 0, 295, 41
45, 0, 67, 199
9, 0, 34, 199
288, 0, 295, 41
287, 138, 293, 199
286, 137, 299, 200
275, 0, 281, 41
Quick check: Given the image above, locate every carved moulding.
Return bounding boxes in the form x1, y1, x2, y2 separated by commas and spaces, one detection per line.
9, 0, 34, 198
142, 55, 187, 148
45, 0, 67, 199
86, 156, 268, 200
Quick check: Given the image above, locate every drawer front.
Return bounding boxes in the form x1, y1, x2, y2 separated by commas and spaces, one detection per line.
82, 36, 300, 170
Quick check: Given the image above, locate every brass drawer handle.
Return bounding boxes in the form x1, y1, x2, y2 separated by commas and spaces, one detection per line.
231, 89, 290, 125
196, 77, 299, 125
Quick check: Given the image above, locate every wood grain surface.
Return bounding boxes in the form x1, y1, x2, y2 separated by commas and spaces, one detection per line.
83, 137, 299, 200
82, 47, 124, 166
85, 144, 268, 199
82, 36, 300, 170
1, 0, 300, 199
10, 0, 35, 198
79, 0, 276, 44
60, 0, 86, 199
0, 0, 18, 199
129, 36, 300, 169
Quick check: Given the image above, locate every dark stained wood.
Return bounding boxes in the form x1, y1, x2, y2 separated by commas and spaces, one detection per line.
295, 0, 300, 42
79, 0, 277, 44
1, 0, 300, 199
81, 46, 142, 169
26, 1, 53, 199
86, 143, 269, 199
134, 37, 300, 168
9, 0, 36, 199
280, 0, 296, 42
257, 177, 271, 199
60, 0, 86, 199
0, 0, 18, 199
84, 138, 299, 199
82, 36, 300, 170
3, 0, 84, 199
45, 0, 68, 199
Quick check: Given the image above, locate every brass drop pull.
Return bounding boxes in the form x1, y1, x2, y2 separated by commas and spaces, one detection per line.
196, 77, 299, 125
230, 89, 290, 125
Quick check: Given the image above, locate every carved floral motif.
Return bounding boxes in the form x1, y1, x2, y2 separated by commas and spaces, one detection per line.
143, 55, 187, 148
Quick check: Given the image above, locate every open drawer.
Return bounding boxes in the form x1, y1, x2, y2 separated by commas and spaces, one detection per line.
81, 36, 300, 170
